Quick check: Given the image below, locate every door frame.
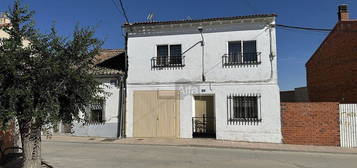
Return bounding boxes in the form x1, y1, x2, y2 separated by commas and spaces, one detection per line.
192, 94, 216, 138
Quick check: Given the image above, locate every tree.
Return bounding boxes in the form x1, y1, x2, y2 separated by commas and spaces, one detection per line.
0, 1, 103, 167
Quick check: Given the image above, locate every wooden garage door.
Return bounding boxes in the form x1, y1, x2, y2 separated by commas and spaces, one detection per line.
133, 90, 180, 138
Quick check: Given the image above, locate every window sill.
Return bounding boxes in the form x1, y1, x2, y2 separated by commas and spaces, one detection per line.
223, 61, 261, 67
229, 118, 261, 122
151, 64, 185, 70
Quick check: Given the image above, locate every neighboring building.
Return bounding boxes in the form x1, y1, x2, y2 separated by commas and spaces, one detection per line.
0, 13, 10, 38
306, 5, 357, 103
0, 13, 20, 154
124, 14, 282, 143
280, 87, 309, 102
59, 49, 126, 138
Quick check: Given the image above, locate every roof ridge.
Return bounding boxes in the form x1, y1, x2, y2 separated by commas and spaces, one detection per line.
123, 13, 277, 27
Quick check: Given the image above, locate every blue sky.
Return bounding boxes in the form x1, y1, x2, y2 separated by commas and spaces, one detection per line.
1, 0, 356, 91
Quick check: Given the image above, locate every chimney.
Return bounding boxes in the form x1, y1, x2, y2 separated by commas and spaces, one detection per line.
338, 4, 349, 21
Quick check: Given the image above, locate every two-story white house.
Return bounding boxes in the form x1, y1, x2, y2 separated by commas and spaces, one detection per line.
123, 14, 282, 143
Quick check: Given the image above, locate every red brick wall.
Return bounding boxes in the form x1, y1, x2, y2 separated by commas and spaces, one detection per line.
306, 21, 357, 103
281, 102, 340, 146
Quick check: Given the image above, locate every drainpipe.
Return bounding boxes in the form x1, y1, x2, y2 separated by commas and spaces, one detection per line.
122, 32, 128, 138
116, 75, 123, 138
198, 27, 205, 82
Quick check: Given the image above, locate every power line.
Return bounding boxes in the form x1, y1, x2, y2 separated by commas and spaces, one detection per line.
275, 24, 357, 33
111, 0, 124, 16
110, 0, 130, 24
118, 0, 130, 23
274, 24, 332, 32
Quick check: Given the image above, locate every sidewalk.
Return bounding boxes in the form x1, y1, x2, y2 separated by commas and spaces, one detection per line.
43, 135, 357, 155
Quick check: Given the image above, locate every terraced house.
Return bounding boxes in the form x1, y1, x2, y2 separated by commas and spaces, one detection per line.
124, 14, 282, 143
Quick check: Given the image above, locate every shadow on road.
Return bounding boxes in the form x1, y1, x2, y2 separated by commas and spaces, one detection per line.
1, 154, 53, 168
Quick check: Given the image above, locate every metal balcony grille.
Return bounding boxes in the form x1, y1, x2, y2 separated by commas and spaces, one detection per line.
222, 52, 261, 67
151, 56, 185, 69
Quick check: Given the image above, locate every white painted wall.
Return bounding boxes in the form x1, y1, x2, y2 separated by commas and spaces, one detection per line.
127, 20, 277, 84
126, 17, 282, 143
126, 83, 281, 143
71, 77, 121, 138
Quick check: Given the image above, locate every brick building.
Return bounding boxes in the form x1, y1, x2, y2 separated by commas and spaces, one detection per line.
306, 5, 357, 103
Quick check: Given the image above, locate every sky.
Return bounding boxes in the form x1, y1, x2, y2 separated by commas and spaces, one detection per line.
1, 0, 356, 91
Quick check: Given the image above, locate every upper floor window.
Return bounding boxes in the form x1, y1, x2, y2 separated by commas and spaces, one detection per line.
223, 40, 261, 66
152, 44, 185, 69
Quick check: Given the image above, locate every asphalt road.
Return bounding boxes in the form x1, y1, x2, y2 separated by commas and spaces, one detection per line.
42, 141, 357, 168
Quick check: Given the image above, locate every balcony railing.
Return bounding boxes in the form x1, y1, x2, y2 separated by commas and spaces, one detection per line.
151, 56, 185, 69
222, 52, 261, 67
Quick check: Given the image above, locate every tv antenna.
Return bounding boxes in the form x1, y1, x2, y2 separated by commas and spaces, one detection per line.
147, 13, 155, 22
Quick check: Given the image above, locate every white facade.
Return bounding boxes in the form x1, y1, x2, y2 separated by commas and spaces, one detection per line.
125, 15, 282, 143
70, 77, 121, 138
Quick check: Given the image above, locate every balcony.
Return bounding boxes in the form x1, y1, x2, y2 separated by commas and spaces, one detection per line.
222, 52, 261, 67
151, 56, 185, 70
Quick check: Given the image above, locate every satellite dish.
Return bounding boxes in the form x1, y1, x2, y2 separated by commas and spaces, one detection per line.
147, 13, 154, 22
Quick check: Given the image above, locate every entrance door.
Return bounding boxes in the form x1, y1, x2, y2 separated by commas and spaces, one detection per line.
193, 96, 215, 138
133, 90, 180, 138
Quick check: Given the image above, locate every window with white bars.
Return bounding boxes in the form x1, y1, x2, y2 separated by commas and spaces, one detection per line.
227, 93, 262, 125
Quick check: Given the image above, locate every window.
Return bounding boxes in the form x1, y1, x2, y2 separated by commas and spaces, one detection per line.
157, 45, 169, 66
153, 44, 184, 68
233, 96, 258, 119
169, 45, 182, 64
87, 100, 105, 123
224, 41, 260, 66
227, 94, 261, 125
243, 41, 257, 62
228, 41, 242, 63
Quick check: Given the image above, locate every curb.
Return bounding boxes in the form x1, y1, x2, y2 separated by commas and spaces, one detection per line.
42, 140, 357, 155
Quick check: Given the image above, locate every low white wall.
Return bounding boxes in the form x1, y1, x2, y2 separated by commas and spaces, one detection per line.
126, 83, 282, 143
71, 122, 118, 138
70, 78, 120, 138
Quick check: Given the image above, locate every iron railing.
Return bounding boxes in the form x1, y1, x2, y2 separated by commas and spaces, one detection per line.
222, 52, 261, 66
151, 56, 185, 69
192, 117, 216, 137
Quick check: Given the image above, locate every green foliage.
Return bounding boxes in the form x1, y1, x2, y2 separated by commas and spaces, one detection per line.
0, 0, 104, 130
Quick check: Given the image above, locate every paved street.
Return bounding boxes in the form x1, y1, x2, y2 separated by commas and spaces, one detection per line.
42, 141, 357, 168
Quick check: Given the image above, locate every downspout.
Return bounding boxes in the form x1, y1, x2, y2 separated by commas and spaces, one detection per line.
122, 32, 128, 138
198, 27, 205, 82
117, 29, 129, 138
116, 75, 123, 138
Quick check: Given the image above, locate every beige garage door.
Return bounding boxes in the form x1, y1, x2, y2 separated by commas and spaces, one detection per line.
133, 90, 180, 138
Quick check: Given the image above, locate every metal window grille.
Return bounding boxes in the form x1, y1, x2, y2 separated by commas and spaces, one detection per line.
227, 93, 262, 125
87, 100, 105, 124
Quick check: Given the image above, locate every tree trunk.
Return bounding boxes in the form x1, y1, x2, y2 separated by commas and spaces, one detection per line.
20, 121, 42, 168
